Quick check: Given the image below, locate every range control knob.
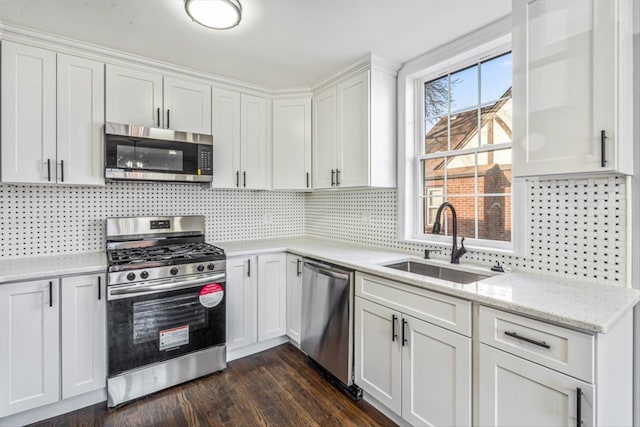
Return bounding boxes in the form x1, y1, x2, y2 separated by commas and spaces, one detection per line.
170, 267, 179, 276
140, 271, 149, 280
126, 272, 136, 281
207, 263, 216, 271
197, 264, 205, 272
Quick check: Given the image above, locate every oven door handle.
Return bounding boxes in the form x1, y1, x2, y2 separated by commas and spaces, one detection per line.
108, 274, 225, 300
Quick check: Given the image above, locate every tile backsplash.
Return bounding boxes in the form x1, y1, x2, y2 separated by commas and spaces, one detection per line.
0, 176, 627, 287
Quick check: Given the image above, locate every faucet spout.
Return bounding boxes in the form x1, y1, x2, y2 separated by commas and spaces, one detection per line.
431, 202, 467, 264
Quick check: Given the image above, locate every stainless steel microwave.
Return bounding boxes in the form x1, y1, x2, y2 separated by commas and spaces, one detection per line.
104, 122, 213, 183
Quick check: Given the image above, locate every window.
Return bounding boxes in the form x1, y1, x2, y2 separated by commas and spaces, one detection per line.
419, 52, 513, 243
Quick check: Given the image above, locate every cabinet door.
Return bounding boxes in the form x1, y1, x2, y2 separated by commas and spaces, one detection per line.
354, 297, 402, 416
226, 256, 257, 351
105, 64, 163, 128
212, 87, 241, 188
272, 98, 312, 190
512, 0, 626, 176
57, 54, 105, 186
401, 315, 471, 426
240, 94, 269, 189
285, 254, 303, 343
479, 344, 594, 427
337, 70, 370, 187
163, 77, 211, 134
61, 274, 106, 399
312, 87, 338, 189
257, 253, 287, 341
1, 41, 57, 184
0, 279, 60, 417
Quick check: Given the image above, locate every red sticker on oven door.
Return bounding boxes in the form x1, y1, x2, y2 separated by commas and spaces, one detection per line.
199, 283, 224, 308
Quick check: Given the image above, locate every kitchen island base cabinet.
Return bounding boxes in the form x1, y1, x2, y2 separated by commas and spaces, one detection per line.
0, 273, 106, 419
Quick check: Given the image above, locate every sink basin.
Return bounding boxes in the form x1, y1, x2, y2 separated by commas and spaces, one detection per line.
382, 261, 491, 284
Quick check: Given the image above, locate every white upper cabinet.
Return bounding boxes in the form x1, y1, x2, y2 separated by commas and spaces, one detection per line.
1, 42, 104, 185
163, 76, 212, 134
312, 65, 397, 189
212, 87, 270, 190
57, 54, 105, 186
512, 0, 634, 176
272, 98, 312, 190
105, 65, 211, 134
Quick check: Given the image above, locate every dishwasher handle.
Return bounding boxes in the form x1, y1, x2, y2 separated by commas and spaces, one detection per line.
303, 260, 352, 281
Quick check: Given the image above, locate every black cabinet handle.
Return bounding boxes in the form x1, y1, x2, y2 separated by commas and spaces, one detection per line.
331, 169, 335, 186
601, 130, 607, 167
306, 172, 310, 188
47, 159, 51, 182
49, 281, 53, 307
236, 171, 240, 187
98, 276, 101, 300
402, 319, 408, 346
157, 107, 160, 127
504, 331, 550, 349
576, 387, 582, 427
247, 259, 251, 277
296, 258, 302, 276
60, 160, 64, 182
167, 109, 170, 129
243, 171, 246, 187
392, 315, 398, 342
336, 169, 341, 186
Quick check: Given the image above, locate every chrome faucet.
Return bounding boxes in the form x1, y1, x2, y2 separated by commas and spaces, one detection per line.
431, 202, 467, 264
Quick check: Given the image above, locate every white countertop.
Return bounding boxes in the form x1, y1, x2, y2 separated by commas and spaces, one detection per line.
0, 251, 107, 284
217, 237, 640, 334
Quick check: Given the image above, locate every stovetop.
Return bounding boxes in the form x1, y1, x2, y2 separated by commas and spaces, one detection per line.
107, 242, 225, 271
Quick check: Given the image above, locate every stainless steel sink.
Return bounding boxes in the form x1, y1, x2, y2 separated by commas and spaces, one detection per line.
382, 261, 491, 284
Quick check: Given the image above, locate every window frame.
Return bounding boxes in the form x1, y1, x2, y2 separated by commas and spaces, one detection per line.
397, 19, 526, 255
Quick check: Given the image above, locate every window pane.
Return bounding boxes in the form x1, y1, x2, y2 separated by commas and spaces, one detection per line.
425, 116, 448, 154
424, 75, 449, 118
481, 52, 512, 104
450, 64, 478, 112
445, 153, 476, 197
423, 193, 444, 233
442, 196, 476, 240
480, 98, 512, 146
449, 108, 479, 150
477, 149, 512, 194
422, 159, 445, 195
478, 195, 511, 241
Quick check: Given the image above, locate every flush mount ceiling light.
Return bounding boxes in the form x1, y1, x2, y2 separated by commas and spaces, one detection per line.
184, 0, 242, 30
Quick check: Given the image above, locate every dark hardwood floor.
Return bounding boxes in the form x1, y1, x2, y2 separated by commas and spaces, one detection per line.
31, 344, 396, 427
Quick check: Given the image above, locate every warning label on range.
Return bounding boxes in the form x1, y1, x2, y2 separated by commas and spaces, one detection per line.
159, 325, 189, 351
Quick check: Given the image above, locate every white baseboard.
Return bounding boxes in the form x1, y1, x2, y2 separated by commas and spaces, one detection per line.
361, 391, 408, 426
227, 335, 290, 362
0, 388, 106, 427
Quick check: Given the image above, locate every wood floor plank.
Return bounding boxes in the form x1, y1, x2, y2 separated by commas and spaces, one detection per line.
29, 343, 396, 427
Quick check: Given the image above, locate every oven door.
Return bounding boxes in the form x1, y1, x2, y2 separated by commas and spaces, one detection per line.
107, 274, 225, 377
105, 135, 213, 182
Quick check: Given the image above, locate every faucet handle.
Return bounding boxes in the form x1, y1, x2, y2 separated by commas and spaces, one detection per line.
424, 249, 442, 259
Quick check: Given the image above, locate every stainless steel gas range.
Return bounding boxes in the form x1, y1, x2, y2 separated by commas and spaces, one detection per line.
105, 215, 226, 407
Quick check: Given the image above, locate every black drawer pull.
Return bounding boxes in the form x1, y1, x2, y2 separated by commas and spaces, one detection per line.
157, 108, 160, 127
49, 281, 53, 307
296, 258, 302, 276
331, 169, 335, 186
167, 109, 170, 129
47, 159, 51, 182
98, 276, 101, 300
336, 169, 341, 186
247, 259, 251, 277
236, 171, 240, 187
243, 171, 246, 187
306, 172, 310, 188
504, 331, 550, 349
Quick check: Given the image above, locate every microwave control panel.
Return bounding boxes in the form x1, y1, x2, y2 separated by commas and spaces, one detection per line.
198, 145, 213, 175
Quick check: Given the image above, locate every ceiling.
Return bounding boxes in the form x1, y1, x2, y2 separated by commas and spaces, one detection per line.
0, 0, 511, 89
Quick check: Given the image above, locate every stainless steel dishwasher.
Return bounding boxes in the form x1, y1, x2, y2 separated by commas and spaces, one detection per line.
301, 258, 361, 399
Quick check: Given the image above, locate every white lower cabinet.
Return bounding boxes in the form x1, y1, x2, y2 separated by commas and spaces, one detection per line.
354, 272, 472, 427
285, 254, 303, 343
226, 253, 287, 353
0, 273, 106, 418
479, 344, 594, 427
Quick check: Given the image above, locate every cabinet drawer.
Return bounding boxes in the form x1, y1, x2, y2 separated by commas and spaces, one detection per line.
355, 273, 471, 336
479, 306, 594, 383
